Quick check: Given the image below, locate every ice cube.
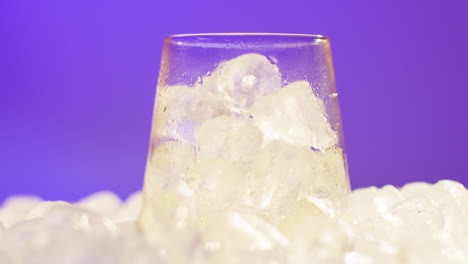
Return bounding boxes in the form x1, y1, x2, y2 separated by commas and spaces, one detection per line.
194, 115, 263, 161
204, 53, 282, 109
250, 81, 338, 151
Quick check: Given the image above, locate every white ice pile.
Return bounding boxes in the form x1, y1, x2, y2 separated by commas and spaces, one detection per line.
1, 181, 468, 263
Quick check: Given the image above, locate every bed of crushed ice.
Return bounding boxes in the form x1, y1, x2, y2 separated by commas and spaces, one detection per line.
1, 180, 467, 263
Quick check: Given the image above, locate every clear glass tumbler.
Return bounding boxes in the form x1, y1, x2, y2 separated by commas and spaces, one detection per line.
139, 33, 350, 262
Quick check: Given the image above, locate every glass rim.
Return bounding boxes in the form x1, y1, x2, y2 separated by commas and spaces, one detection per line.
167, 33, 328, 40
165, 33, 329, 48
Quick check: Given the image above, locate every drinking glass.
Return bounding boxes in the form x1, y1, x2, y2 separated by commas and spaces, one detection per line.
139, 33, 350, 262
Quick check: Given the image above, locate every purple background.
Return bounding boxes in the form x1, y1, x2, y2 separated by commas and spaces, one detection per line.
1, 0, 467, 202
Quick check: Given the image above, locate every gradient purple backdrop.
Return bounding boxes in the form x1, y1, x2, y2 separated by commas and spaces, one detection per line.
1, 0, 467, 202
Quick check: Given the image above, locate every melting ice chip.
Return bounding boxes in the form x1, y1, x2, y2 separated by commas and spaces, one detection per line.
204, 53, 282, 109
250, 81, 338, 151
